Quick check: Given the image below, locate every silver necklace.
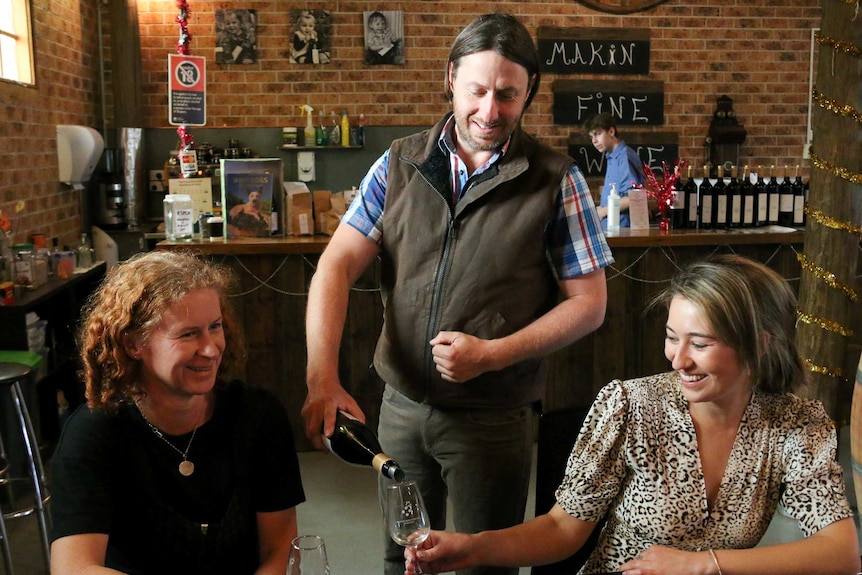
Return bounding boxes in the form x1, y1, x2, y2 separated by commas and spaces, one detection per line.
136, 403, 200, 477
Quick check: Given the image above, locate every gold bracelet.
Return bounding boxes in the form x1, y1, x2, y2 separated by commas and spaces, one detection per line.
709, 549, 723, 575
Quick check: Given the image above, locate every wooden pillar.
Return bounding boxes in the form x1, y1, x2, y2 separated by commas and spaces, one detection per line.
796, 2, 861, 422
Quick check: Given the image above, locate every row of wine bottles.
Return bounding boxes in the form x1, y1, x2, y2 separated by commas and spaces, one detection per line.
670, 164, 808, 230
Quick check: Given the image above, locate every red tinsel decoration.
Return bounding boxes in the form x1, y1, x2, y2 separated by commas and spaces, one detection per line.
631, 159, 686, 222
177, 125, 194, 149
176, 0, 193, 161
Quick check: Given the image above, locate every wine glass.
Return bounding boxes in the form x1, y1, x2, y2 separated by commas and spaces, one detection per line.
386, 481, 430, 573
288, 534, 330, 575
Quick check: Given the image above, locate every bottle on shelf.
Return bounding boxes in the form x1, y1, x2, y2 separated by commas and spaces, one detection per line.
77, 233, 93, 269
684, 164, 698, 229
328, 111, 341, 146
670, 164, 687, 230
765, 165, 780, 225
300, 105, 316, 148
697, 165, 714, 230
340, 110, 351, 147
316, 109, 327, 146
777, 165, 794, 227
323, 410, 405, 481
713, 164, 728, 229
727, 165, 742, 228
606, 183, 620, 233
754, 166, 768, 226
792, 165, 806, 227
357, 113, 366, 147
740, 165, 755, 228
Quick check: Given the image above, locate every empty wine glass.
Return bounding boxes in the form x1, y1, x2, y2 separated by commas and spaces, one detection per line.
386, 481, 430, 573
288, 534, 330, 575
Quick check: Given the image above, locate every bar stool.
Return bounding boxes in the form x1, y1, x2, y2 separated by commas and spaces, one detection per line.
0, 362, 51, 574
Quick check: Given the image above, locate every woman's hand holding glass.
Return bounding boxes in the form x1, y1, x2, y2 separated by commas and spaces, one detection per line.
386, 481, 430, 573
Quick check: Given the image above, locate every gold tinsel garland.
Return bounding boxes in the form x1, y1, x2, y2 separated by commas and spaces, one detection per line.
804, 204, 862, 239
809, 152, 862, 185
797, 310, 855, 338
803, 358, 847, 384
796, 253, 858, 301
814, 30, 861, 58
811, 88, 862, 125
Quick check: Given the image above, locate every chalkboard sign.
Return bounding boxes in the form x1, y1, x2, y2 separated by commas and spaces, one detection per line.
568, 131, 679, 177
537, 27, 650, 75
553, 80, 664, 126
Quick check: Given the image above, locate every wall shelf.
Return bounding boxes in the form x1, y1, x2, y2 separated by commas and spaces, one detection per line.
278, 146, 363, 151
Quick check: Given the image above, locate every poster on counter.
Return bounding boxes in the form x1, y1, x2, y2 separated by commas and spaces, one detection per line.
168, 53, 206, 126
168, 177, 214, 216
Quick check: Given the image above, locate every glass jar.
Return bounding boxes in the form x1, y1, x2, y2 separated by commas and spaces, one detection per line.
163, 194, 194, 241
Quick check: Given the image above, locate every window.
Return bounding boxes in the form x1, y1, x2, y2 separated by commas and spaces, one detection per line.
0, 0, 34, 85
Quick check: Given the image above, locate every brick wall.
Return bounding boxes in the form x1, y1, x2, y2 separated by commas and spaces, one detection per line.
138, 1, 819, 165
0, 0, 820, 245
0, 0, 100, 248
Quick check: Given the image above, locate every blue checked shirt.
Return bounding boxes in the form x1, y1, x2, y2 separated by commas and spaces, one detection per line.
343, 118, 613, 279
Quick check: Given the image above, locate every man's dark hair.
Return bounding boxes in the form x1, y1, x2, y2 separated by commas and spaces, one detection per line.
584, 112, 618, 134
444, 13, 540, 109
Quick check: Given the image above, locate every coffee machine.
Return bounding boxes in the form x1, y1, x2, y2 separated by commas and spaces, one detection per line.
93, 148, 126, 228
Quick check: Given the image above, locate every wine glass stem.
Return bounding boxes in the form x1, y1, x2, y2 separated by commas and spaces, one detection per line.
411, 545, 423, 574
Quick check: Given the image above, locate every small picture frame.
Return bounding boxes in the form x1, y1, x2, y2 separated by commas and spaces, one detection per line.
214, 9, 258, 64
363, 10, 404, 65
287, 9, 332, 64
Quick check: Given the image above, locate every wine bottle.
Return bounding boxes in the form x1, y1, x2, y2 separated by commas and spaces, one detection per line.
740, 165, 755, 228
697, 165, 714, 230
766, 165, 780, 225
727, 165, 742, 228
670, 164, 687, 230
713, 164, 727, 229
792, 165, 806, 227
777, 165, 794, 227
323, 410, 405, 481
684, 165, 698, 229
754, 166, 768, 227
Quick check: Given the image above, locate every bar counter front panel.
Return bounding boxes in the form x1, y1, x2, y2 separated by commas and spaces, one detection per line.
157, 228, 804, 451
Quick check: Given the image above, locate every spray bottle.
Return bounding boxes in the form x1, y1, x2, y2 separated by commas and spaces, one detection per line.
299, 105, 316, 147
316, 109, 327, 146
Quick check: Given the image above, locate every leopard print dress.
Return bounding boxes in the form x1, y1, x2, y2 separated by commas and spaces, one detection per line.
555, 372, 853, 574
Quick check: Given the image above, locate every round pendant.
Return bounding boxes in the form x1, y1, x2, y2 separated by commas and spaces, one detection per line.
179, 460, 195, 476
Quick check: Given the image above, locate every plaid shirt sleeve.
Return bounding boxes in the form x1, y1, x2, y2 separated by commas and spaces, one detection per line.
342, 149, 390, 244
548, 164, 614, 279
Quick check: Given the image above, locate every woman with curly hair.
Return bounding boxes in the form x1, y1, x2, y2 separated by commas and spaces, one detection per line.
50, 251, 305, 574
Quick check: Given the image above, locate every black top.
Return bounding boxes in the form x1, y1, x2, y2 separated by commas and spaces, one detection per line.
50, 381, 306, 574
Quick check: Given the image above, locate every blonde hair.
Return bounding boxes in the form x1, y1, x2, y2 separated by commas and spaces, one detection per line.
78, 251, 246, 409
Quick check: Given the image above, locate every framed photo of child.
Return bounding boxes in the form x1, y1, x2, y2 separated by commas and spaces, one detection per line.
363, 10, 404, 65
287, 9, 332, 64
214, 9, 258, 64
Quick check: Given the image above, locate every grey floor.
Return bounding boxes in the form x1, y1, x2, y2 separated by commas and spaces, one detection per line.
2, 427, 860, 575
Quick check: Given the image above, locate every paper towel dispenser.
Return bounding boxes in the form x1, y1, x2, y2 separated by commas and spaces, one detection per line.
57, 125, 104, 186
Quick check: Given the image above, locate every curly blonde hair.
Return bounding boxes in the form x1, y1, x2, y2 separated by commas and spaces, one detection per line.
78, 251, 246, 410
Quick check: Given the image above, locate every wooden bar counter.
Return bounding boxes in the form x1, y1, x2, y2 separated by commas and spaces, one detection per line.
158, 226, 804, 450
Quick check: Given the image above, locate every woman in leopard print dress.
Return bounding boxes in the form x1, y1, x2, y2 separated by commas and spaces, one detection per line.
406, 255, 860, 575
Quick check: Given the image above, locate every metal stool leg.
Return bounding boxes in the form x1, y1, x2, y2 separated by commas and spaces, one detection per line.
8, 381, 50, 573
0, 454, 13, 575
0, 500, 14, 575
